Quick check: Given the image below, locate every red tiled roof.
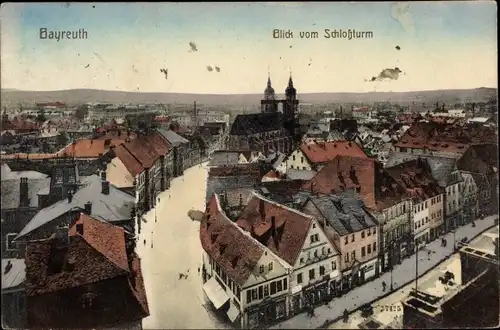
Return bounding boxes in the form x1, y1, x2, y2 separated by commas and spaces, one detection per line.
122, 137, 157, 169
68, 213, 129, 272
113, 144, 144, 177
457, 143, 499, 176
263, 170, 280, 180
299, 141, 368, 164
385, 158, 444, 202
236, 193, 312, 265
302, 156, 406, 211
25, 235, 128, 296
200, 194, 264, 286
56, 139, 124, 158
128, 253, 150, 318
394, 122, 497, 152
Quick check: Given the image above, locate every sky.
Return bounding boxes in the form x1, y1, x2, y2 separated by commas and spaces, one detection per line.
0, 2, 497, 94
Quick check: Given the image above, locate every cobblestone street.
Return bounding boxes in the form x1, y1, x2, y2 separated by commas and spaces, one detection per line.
273, 216, 497, 329
136, 163, 230, 329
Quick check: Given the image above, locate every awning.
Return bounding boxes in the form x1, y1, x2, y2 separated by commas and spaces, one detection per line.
203, 277, 229, 309
226, 301, 240, 323
291, 285, 302, 295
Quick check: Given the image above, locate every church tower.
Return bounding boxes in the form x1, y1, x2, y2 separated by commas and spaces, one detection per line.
283, 74, 300, 144
261, 74, 277, 113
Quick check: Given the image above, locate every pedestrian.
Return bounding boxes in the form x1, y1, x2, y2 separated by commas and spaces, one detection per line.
198, 266, 200, 274
427, 250, 431, 260
343, 309, 349, 323
382, 281, 386, 292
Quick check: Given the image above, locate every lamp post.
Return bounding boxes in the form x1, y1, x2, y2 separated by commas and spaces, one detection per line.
390, 242, 394, 291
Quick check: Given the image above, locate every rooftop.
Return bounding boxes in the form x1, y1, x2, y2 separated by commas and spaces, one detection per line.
306, 190, 378, 236
200, 194, 265, 286
230, 112, 285, 136
16, 175, 134, 239
299, 141, 368, 164
236, 192, 314, 266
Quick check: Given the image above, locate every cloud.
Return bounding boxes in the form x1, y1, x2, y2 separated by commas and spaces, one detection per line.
390, 3, 415, 36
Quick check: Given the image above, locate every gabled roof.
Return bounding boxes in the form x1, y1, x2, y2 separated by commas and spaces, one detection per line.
25, 235, 128, 296
200, 194, 264, 286
230, 112, 284, 135
68, 213, 129, 272
206, 173, 259, 203
385, 158, 444, 203
112, 144, 144, 177
456, 144, 498, 176
56, 139, 124, 158
17, 175, 134, 239
302, 156, 406, 211
306, 190, 378, 236
299, 141, 367, 164
236, 192, 313, 265
157, 128, 189, 146
385, 152, 460, 187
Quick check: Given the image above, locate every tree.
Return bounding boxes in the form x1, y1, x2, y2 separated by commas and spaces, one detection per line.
36, 109, 47, 123
74, 105, 89, 120
56, 132, 69, 147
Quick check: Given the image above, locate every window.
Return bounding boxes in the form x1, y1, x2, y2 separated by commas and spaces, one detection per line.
320, 266, 325, 276
301, 156, 304, 163
373, 227, 376, 235
310, 234, 319, 243
270, 282, 277, 295
268, 262, 273, 271
259, 265, 264, 273
303, 166, 306, 170
312, 223, 316, 229
309, 269, 315, 280
264, 285, 269, 297
332, 261, 337, 270
251, 289, 258, 300
297, 273, 303, 284
361, 246, 366, 257
351, 251, 355, 260
314, 250, 318, 258
344, 236, 348, 245
345, 254, 349, 263
283, 278, 288, 290
277, 280, 283, 292
351, 234, 355, 242
361, 231, 365, 239
293, 155, 296, 161
367, 244, 371, 254
5, 233, 18, 250
258, 286, 263, 300
415, 223, 417, 230
300, 257, 304, 264
373, 242, 377, 252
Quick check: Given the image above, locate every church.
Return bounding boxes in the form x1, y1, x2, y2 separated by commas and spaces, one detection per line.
225, 75, 302, 156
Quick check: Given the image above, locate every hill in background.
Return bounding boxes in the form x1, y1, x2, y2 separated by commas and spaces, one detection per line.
1, 87, 496, 108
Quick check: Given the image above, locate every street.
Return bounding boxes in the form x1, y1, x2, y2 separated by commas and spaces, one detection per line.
137, 162, 230, 329
327, 225, 499, 329
272, 215, 498, 329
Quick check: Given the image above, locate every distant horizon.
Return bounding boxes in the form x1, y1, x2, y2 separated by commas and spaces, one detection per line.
1, 86, 497, 95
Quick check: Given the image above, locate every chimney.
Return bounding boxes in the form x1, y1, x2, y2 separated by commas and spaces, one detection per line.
19, 177, 29, 207
100, 170, 107, 181
101, 180, 110, 195
76, 223, 84, 236
259, 198, 265, 220
84, 202, 92, 215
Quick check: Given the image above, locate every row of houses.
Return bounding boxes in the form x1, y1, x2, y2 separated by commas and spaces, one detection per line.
201, 131, 497, 328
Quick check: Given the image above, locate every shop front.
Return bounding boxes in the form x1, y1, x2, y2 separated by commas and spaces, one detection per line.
303, 278, 329, 306
247, 296, 287, 329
